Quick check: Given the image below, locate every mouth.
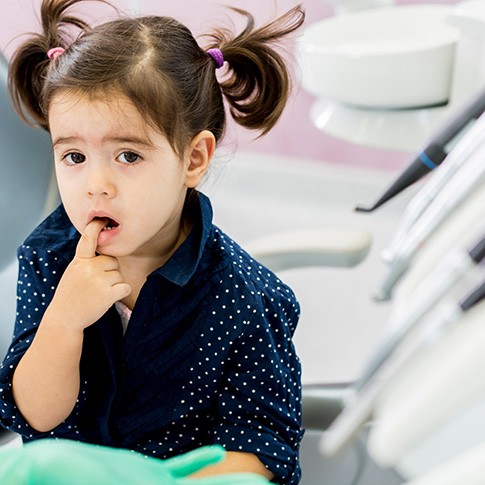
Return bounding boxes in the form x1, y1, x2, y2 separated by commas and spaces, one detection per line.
92, 216, 120, 232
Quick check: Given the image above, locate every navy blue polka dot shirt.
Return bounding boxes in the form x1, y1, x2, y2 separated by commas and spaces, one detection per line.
0, 192, 304, 483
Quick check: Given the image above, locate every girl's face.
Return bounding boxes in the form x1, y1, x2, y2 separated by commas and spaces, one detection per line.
49, 91, 209, 261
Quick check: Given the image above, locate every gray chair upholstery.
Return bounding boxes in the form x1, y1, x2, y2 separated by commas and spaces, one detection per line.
0, 52, 58, 446
0, 53, 57, 357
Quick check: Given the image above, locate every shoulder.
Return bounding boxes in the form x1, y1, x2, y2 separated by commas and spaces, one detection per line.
19, 205, 78, 263
205, 225, 300, 334
209, 225, 297, 298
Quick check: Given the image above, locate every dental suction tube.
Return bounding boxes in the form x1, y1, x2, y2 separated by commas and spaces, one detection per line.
356, 85, 485, 213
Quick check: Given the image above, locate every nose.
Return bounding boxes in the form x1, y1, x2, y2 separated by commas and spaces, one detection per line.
86, 165, 116, 199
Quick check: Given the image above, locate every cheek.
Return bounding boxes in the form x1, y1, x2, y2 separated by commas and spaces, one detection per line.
55, 171, 84, 230
56, 176, 80, 212
136, 167, 182, 203
55, 166, 77, 196
130, 180, 180, 227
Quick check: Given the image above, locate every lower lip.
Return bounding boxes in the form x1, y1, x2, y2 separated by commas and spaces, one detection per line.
97, 225, 121, 245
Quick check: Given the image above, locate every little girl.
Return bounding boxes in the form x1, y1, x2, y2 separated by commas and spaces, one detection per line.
0, 0, 305, 483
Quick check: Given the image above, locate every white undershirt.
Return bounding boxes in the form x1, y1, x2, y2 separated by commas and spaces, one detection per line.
114, 301, 132, 335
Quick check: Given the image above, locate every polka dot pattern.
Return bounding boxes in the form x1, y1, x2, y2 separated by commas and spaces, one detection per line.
0, 193, 303, 484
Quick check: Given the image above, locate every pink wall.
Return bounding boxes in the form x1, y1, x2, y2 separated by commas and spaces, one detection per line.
2, 0, 459, 171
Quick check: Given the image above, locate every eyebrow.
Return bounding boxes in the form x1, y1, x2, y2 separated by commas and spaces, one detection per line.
52, 135, 156, 148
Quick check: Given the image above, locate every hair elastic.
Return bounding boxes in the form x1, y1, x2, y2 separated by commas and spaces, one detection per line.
47, 47, 65, 60
207, 48, 224, 69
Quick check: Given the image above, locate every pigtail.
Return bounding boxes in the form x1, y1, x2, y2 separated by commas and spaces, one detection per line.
206, 5, 305, 136
8, 0, 92, 129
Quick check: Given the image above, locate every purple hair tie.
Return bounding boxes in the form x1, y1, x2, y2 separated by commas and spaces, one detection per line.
47, 47, 65, 60
207, 48, 224, 69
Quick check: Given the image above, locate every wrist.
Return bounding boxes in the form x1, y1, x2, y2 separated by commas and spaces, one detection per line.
41, 306, 85, 341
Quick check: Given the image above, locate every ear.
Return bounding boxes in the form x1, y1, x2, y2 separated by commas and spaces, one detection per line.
184, 130, 216, 188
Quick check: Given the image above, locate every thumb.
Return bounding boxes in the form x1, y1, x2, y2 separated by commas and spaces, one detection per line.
75, 219, 106, 259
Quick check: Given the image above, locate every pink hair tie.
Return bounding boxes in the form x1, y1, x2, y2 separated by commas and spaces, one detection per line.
207, 48, 224, 69
47, 47, 65, 60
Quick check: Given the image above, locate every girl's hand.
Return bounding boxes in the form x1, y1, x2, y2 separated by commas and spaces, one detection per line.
47, 219, 131, 331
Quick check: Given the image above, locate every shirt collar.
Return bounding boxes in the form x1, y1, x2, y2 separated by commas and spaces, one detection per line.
154, 191, 213, 286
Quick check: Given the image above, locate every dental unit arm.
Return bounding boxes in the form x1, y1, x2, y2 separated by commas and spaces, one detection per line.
315, 108, 485, 481
320, 233, 485, 457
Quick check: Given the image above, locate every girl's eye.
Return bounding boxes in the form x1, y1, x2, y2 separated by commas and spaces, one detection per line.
64, 152, 85, 165
118, 151, 140, 164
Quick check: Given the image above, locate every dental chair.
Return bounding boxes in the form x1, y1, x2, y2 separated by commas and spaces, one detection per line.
0, 52, 58, 446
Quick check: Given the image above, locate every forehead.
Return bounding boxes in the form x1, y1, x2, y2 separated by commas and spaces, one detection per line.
48, 89, 149, 137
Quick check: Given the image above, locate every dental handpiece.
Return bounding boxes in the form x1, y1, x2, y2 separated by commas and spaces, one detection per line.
375, 152, 485, 301
321, 237, 485, 457
382, 110, 485, 264
431, 279, 485, 333
355, 85, 485, 213
460, 280, 485, 312
358, 235, 485, 392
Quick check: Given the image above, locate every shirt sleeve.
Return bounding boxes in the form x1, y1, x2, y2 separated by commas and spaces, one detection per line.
210, 280, 304, 485
0, 245, 87, 439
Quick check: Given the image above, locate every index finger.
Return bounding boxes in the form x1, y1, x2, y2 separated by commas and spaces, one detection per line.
75, 219, 106, 259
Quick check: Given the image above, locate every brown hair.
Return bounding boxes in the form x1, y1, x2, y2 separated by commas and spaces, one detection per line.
8, 0, 304, 157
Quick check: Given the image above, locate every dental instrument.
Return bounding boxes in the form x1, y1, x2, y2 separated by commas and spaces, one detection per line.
375, 152, 485, 301
360, 247, 484, 391
367, 298, 485, 475
460, 279, 485, 311
320, 235, 485, 457
355, 85, 485, 213
381, 109, 485, 264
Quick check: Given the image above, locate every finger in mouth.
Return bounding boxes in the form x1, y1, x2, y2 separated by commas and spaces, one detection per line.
93, 216, 119, 231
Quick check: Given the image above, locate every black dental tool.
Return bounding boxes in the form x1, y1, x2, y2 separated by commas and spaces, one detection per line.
460, 280, 485, 312
355, 84, 485, 213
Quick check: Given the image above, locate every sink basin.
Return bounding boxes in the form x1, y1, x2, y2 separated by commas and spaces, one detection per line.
297, 5, 460, 109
